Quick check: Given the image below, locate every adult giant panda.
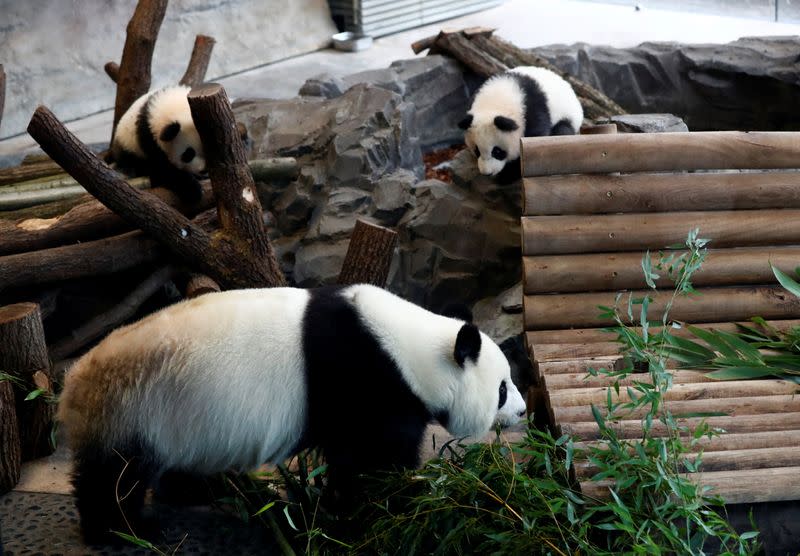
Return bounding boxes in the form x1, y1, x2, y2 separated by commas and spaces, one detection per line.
57, 284, 528, 544
459, 66, 583, 184
110, 85, 206, 203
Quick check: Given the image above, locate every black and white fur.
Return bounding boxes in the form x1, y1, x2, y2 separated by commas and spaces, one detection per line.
111, 85, 206, 203
459, 66, 583, 183
57, 285, 527, 544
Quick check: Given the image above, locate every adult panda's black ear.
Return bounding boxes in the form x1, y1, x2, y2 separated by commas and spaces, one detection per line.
494, 116, 519, 132
454, 323, 481, 368
160, 121, 181, 142
441, 303, 473, 324
458, 114, 473, 130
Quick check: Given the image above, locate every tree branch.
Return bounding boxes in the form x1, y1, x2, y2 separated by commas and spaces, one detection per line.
179, 35, 216, 88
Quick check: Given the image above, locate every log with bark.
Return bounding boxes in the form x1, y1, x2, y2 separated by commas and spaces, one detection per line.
0, 303, 54, 460
412, 28, 624, 120
110, 0, 169, 137
338, 219, 398, 287
0, 380, 21, 494
180, 35, 216, 88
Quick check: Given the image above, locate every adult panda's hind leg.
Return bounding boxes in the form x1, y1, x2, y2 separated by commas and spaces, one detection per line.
72, 438, 161, 545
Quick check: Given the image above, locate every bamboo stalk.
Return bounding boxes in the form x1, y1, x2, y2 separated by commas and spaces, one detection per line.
521, 209, 800, 256
522, 171, 800, 216
521, 132, 800, 177
524, 285, 800, 330
523, 246, 800, 294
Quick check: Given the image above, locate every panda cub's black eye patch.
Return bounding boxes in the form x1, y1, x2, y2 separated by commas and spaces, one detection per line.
498, 380, 507, 409
474, 146, 480, 158
492, 147, 507, 160
181, 148, 196, 163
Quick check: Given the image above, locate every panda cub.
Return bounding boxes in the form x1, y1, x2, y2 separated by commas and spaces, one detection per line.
57, 284, 527, 544
459, 66, 583, 183
111, 85, 206, 203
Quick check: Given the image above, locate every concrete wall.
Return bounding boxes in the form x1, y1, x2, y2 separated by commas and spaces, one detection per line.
0, 0, 337, 139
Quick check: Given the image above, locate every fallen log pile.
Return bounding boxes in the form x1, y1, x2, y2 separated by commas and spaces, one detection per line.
412, 27, 625, 121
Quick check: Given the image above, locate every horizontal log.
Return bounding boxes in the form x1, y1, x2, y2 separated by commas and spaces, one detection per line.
543, 369, 713, 390
521, 131, 800, 177
550, 380, 799, 408
524, 246, 800, 294
522, 171, 800, 216
524, 285, 800, 330
532, 342, 622, 361
521, 209, 800, 255
561, 412, 800, 440
0, 231, 162, 291
0, 160, 64, 187
526, 319, 800, 345
581, 466, 800, 504
575, 429, 800, 453
553, 394, 800, 423
536, 359, 623, 376
0, 184, 214, 256
576, 446, 800, 477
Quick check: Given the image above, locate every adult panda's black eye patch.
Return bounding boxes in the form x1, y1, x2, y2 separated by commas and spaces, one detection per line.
498, 380, 507, 409
181, 147, 196, 163
492, 147, 507, 160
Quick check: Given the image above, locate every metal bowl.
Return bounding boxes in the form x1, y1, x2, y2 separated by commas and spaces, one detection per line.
332, 31, 373, 52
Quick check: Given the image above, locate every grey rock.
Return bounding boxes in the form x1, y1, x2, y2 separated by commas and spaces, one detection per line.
600, 113, 689, 133
300, 56, 471, 148
293, 238, 350, 287
372, 170, 417, 225
533, 36, 800, 131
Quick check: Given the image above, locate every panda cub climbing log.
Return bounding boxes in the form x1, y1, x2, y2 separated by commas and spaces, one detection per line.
58, 284, 528, 544
110, 85, 206, 203
459, 66, 583, 184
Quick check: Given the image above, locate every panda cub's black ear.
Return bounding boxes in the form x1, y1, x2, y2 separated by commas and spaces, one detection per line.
160, 121, 181, 142
458, 114, 473, 130
454, 323, 481, 368
494, 116, 519, 132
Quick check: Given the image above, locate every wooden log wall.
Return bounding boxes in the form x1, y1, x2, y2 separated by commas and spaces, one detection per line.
521, 131, 800, 504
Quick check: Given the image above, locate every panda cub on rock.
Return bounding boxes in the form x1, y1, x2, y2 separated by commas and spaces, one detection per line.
110, 85, 206, 203
57, 284, 528, 544
459, 66, 583, 183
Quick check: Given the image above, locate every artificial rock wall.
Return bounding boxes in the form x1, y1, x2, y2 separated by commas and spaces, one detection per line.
0, 0, 337, 139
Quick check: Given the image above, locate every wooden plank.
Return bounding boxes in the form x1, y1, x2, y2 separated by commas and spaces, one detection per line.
562, 412, 800, 440
526, 320, 800, 345
532, 342, 622, 361
522, 171, 800, 216
524, 246, 800, 294
542, 369, 713, 390
521, 132, 800, 177
524, 285, 800, 330
574, 430, 800, 453
536, 359, 623, 376
576, 446, 800, 477
554, 394, 800, 423
550, 380, 799, 407
580, 466, 800, 503
521, 209, 800, 256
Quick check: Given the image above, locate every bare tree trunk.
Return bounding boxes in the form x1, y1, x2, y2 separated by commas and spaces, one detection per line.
180, 35, 216, 88
338, 220, 398, 287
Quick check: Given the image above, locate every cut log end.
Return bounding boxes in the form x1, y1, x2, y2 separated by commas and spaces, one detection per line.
0, 303, 39, 324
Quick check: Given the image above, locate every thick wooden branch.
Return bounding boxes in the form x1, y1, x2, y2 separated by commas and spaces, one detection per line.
0, 64, 5, 133
0, 303, 54, 460
104, 61, 120, 84
0, 381, 20, 494
188, 83, 286, 286
111, 0, 169, 137
28, 105, 280, 289
49, 265, 175, 360
435, 31, 506, 76
0, 183, 213, 256
338, 220, 398, 287
0, 160, 68, 186
179, 34, 216, 88
0, 231, 162, 291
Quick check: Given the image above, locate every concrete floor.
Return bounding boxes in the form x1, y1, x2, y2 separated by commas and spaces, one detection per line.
3, 0, 800, 159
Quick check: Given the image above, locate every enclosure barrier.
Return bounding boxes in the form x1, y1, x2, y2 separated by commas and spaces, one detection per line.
521, 131, 800, 504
